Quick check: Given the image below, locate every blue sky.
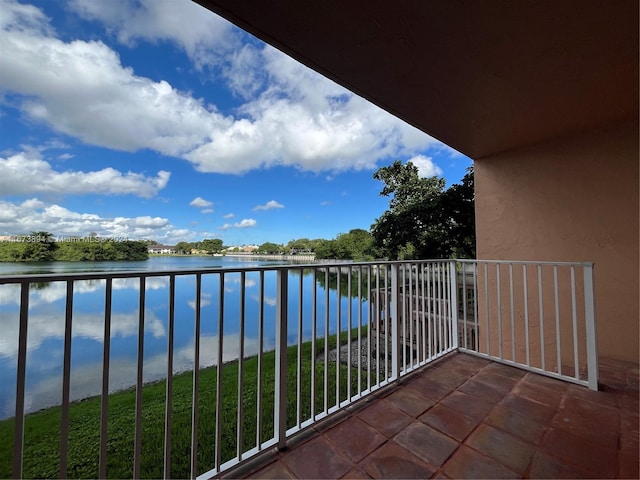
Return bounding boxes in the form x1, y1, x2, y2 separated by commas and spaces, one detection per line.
0, 0, 471, 246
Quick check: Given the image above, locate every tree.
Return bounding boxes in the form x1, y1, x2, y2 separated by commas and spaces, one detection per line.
258, 242, 282, 254
442, 167, 475, 258
199, 238, 223, 254
371, 161, 475, 259
22, 231, 58, 262
286, 238, 312, 252
174, 241, 193, 254
311, 239, 336, 259
333, 229, 375, 260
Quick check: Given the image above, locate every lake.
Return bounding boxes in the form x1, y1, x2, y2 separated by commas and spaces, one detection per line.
0, 256, 371, 418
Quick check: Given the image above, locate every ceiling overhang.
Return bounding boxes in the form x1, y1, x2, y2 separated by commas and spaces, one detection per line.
194, 0, 638, 159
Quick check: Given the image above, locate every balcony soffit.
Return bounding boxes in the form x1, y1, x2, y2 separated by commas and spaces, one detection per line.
193, 0, 638, 160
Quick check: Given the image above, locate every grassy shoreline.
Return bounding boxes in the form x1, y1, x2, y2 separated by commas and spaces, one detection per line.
0, 329, 368, 479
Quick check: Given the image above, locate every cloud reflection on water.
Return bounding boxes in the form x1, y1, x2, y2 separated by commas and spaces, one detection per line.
0, 332, 273, 419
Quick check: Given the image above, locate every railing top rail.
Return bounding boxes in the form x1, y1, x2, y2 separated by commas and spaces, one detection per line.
0, 259, 455, 283
455, 259, 594, 267
0, 258, 594, 284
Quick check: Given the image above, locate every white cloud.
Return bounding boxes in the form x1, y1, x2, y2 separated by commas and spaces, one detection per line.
0, 1, 225, 155
218, 218, 256, 230
68, 0, 238, 69
253, 200, 284, 211
0, 198, 199, 244
183, 44, 442, 174
407, 155, 443, 178
201, 208, 214, 214
0, 0, 451, 178
187, 292, 212, 310
189, 196, 212, 208
0, 149, 169, 197
1, 331, 271, 417
0, 277, 169, 308
223, 213, 235, 219
0, 309, 165, 359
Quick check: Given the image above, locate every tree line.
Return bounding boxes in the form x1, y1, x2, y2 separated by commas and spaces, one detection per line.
174, 162, 475, 261
255, 163, 475, 261
1, 162, 474, 262
0, 232, 148, 262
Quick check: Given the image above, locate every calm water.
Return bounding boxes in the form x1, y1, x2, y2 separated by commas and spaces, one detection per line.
0, 256, 368, 418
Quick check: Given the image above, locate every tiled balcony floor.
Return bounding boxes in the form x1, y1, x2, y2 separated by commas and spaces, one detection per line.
228, 352, 639, 479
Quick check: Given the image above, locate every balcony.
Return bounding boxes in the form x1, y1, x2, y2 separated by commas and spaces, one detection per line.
1, 259, 636, 479
235, 353, 639, 479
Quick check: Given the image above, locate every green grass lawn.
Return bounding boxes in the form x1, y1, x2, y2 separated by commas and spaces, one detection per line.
0, 329, 371, 479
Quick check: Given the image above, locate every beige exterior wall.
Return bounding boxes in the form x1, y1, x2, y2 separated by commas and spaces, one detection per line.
475, 120, 639, 363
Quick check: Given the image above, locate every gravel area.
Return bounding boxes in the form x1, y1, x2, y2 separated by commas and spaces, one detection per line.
323, 340, 391, 376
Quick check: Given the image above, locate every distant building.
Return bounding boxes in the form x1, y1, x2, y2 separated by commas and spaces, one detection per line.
148, 245, 175, 254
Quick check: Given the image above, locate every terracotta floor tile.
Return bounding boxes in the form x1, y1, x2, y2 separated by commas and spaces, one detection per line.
284, 423, 319, 449
619, 452, 640, 479
458, 378, 506, 404
625, 367, 640, 387
419, 403, 481, 442
622, 391, 640, 412
499, 392, 556, 424
521, 371, 570, 392
360, 441, 435, 479
384, 386, 434, 417
394, 421, 459, 468
281, 436, 352, 479
249, 460, 295, 479
484, 405, 547, 445
424, 365, 470, 389
442, 445, 518, 479
599, 357, 637, 370
340, 466, 371, 479
238, 355, 635, 480
406, 376, 455, 402
446, 353, 491, 370
600, 365, 628, 387
565, 383, 620, 408
325, 416, 386, 463
465, 423, 536, 474
440, 390, 495, 422
473, 371, 519, 394
552, 395, 620, 449
528, 451, 600, 479
512, 381, 563, 409
620, 433, 640, 459
620, 412, 640, 456
357, 398, 413, 437
483, 362, 527, 380
541, 428, 618, 478
431, 472, 452, 479
312, 407, 351, 433
442, 360, 486, 377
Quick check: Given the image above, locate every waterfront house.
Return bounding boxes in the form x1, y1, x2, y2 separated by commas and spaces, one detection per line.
147, 245, 176, 255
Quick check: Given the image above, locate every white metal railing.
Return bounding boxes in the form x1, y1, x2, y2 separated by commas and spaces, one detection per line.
0, 258, 598, 479
456, 260, 598, 390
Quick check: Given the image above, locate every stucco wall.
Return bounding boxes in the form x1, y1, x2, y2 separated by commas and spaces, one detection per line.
475, 120, 639, 362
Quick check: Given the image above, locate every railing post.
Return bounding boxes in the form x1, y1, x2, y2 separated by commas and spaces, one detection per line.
583, 263, 599, 390
13, 282, 29, 480
274, 270, 288, 448
390, 264, 401, 380
449, 261, 459, 350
